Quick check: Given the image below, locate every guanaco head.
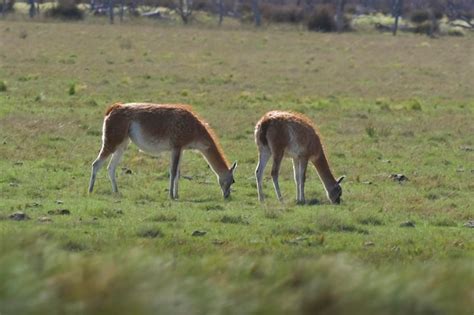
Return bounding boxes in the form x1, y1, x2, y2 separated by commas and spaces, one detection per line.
328, 176, 345, 204
220, 161, 237, 199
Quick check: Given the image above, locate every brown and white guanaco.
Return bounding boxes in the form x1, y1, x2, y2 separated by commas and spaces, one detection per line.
254, 111, 344, 204
88, 103, 237, 199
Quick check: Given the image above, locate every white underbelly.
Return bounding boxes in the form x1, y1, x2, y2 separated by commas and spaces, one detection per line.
128, 122, 171, 156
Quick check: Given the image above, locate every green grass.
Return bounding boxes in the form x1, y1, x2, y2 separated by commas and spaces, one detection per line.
0, 20, 473, 314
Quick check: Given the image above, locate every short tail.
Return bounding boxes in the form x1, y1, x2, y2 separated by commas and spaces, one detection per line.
98, 102, 130, 158
255, 120, 270, 146
105, 103, 123, 116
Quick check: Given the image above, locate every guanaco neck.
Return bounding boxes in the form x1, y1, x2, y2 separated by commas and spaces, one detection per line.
199, 137, 229, 178
313, 151, 338, 193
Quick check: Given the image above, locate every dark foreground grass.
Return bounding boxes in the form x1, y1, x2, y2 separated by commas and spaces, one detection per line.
0, 21, 473, 314
1, 240, 472, 315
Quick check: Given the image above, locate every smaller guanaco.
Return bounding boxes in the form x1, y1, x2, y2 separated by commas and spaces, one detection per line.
254, 111, 344, 204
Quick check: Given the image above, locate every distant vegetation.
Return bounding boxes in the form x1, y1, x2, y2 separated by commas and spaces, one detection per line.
2, 0, 473, 36
44, 0, 84, 20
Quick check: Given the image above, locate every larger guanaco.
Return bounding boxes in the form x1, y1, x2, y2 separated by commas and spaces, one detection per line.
254, 111, 344, 204
88, 103, 237, 199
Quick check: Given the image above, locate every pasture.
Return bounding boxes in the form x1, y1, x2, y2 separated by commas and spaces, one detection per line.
0, 20, 473, 314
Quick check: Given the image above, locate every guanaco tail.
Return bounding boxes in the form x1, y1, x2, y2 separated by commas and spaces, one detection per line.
88, 103, 237, 199
254, 111, 345, 204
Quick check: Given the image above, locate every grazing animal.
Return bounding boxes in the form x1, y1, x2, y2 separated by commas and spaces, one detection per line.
254, 111, 344, 204
88, 103, 237, 199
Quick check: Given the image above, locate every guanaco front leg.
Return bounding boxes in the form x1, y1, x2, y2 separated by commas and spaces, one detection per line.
169, 148, 182, 199
293, 158, 300, 201
298, 157, 308, 204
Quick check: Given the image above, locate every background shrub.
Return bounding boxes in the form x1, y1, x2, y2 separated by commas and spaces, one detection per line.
0, 81, 7, 92
193, 0, 213, 12
238, 1, 254, 23
412, 21, 439, 34
307, 4, 351, 32
410, 9, 430, 23
45, 0, 84, 20
156, 0, 176, 9
410, 9, 443, 24
307, 4, 336, 32
261, 4, 304, 24
447, 28, 465, 36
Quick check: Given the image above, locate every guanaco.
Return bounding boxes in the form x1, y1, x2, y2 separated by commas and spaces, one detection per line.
254, 111, 344, 204
88, 103, 237, 199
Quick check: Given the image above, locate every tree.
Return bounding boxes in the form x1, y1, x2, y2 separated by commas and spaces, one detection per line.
335, 0, 346, 32
119, 0, 124, 21
427, 7, 436, 37
1, 0, 7, 16
109, 0, 115, 23
28, 0, 36, 17
176, 0, 193, 24
252, 0, 261, 26
392, 0, 404, 35
218, 0, 224, 25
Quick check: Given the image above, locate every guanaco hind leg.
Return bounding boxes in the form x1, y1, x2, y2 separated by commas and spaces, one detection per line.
270, 150, 284, 201
89, 113, 130, 193
255, 146, 271, 202
89, 155, 107, 193
89, 141, 129, 193
107, 140, 129, 193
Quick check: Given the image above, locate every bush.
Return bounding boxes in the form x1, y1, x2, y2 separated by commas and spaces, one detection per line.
447, 28, 465, 37
433, 10, 443, 20
68, 82, 76, 95
306, 4, 351, 32
407, 9, 443, 35
193, 0, 213, 11
45, 0, 84, 20
345, 4, 356, 15
239, 1, 255, 23
307, 5, 336, 32
410, 10, 430, 24
410, 9, 443, 24
157, 0, 175, 9
411, 21, 439, 35
47, 6, 84, 20
261, 4, 304, 24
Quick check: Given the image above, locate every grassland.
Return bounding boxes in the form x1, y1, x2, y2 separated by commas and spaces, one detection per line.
0, 20, 473, 314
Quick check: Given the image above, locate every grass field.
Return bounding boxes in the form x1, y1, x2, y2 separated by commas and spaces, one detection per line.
0, 20, 473, 314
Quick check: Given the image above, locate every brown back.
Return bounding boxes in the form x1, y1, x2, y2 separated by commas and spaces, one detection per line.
105, 103, 229, 166
256, 111, 323, 157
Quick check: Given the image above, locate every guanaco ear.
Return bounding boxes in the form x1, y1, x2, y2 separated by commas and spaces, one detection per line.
230, 161, 238, 174
337, 175, 346, 184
